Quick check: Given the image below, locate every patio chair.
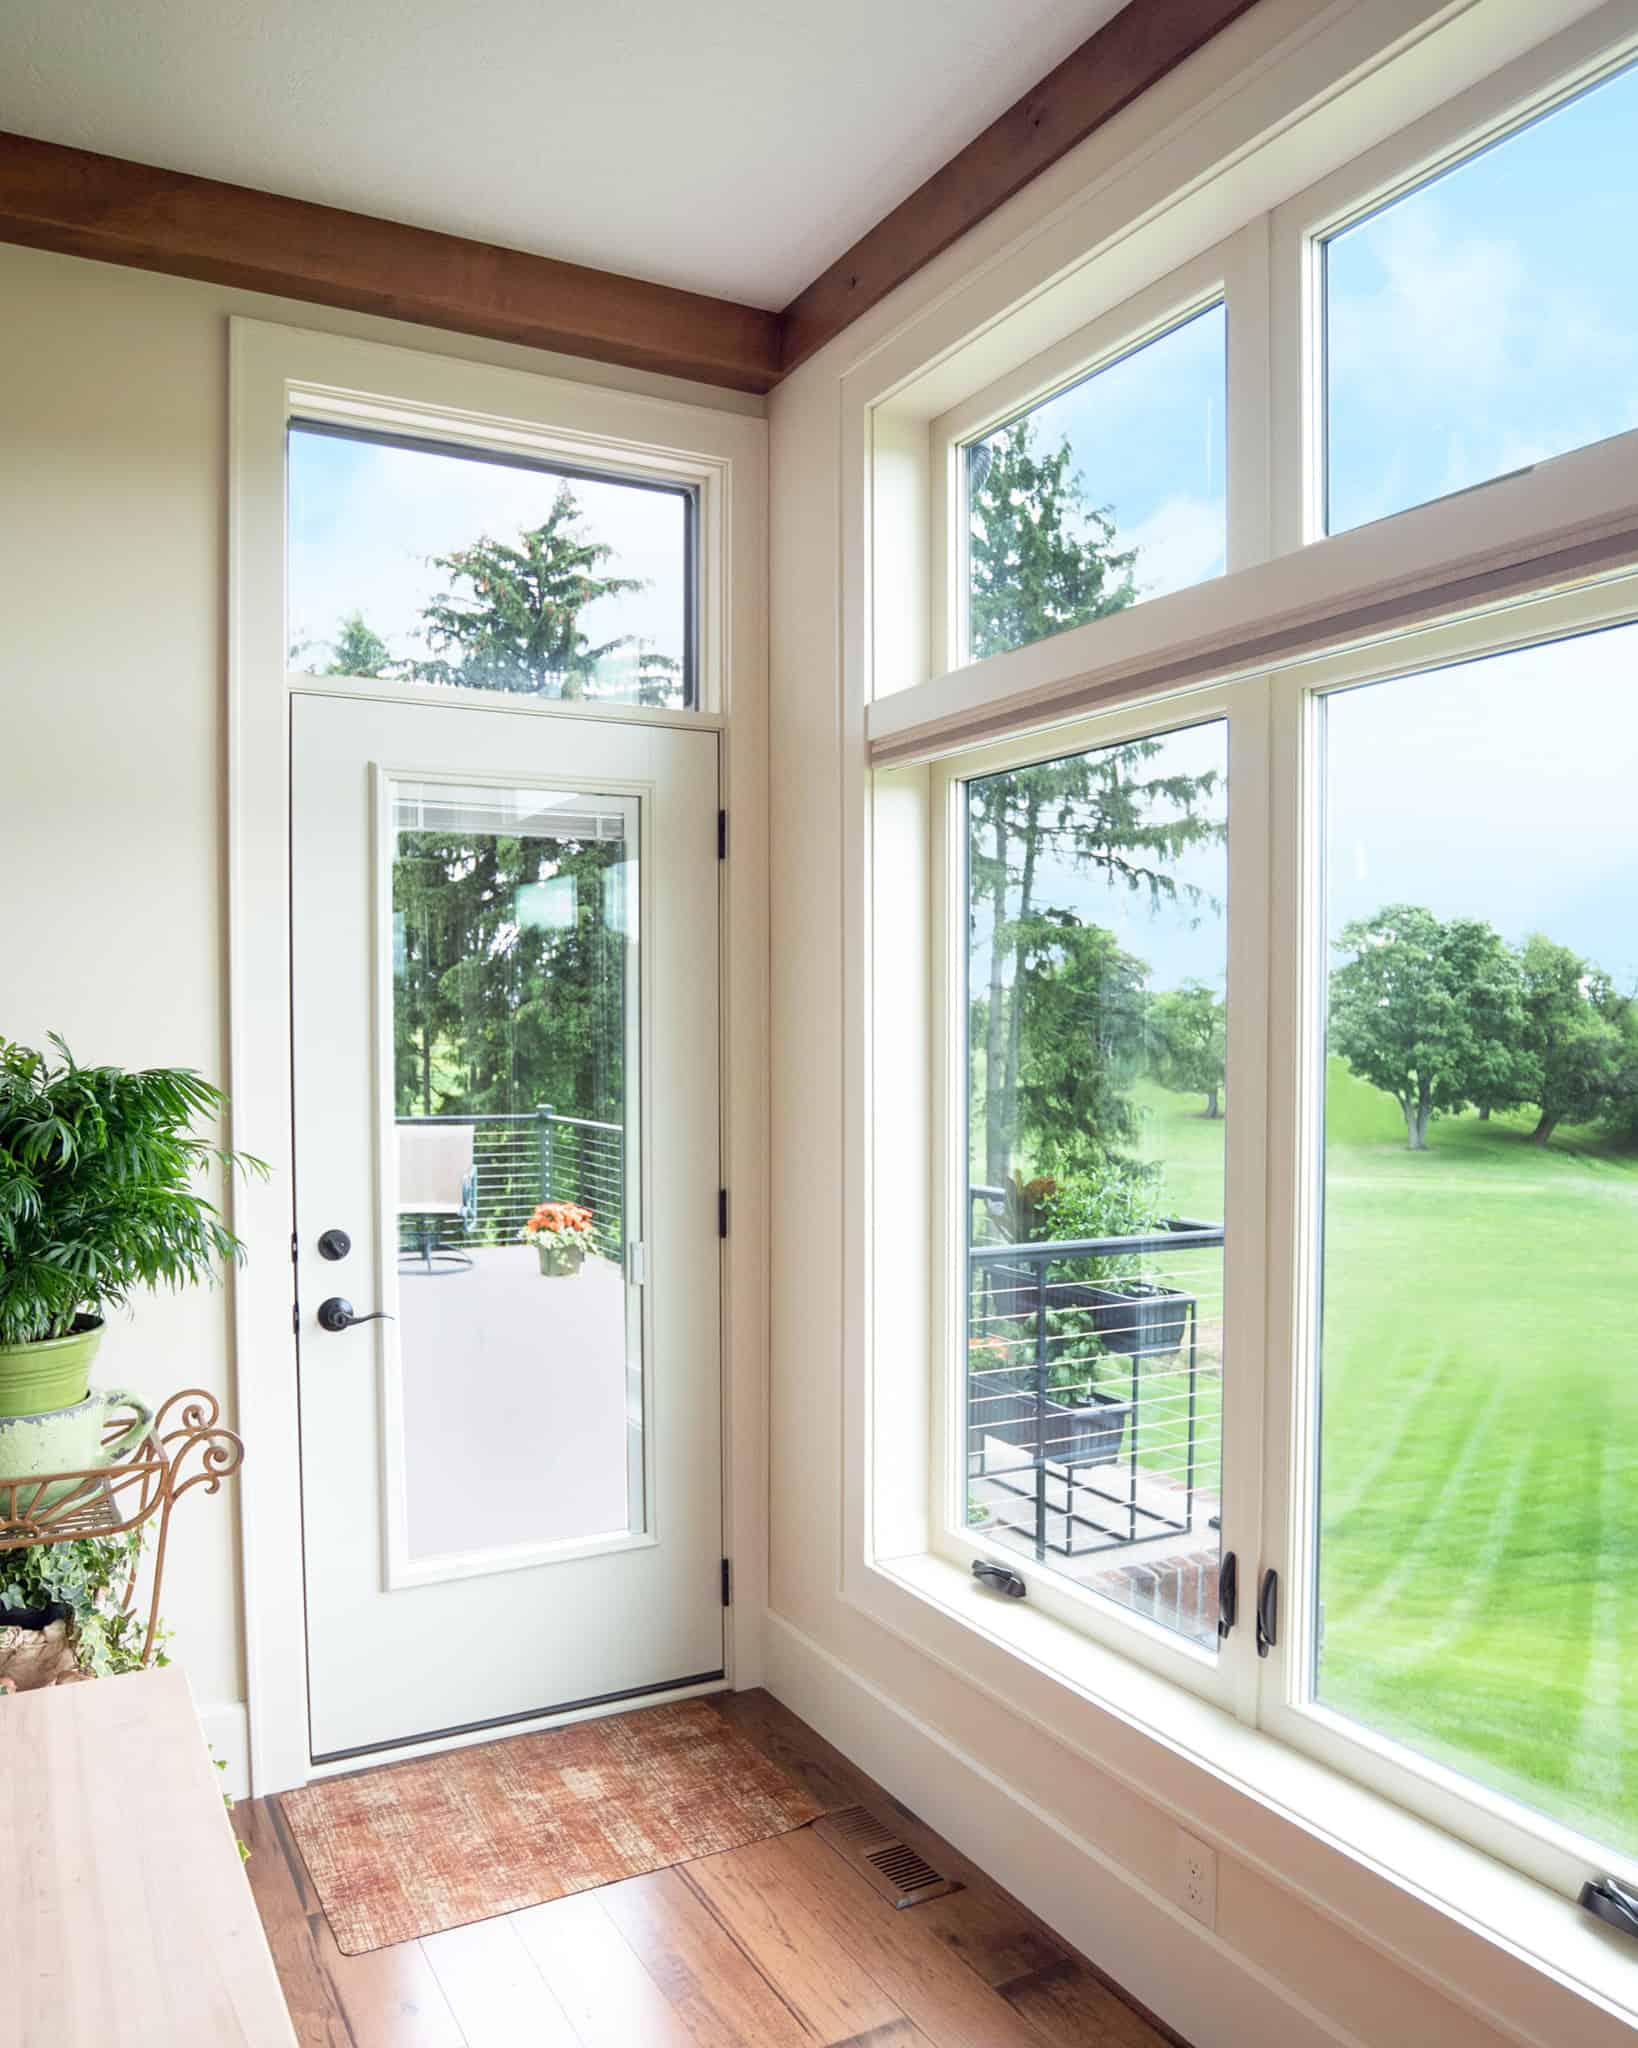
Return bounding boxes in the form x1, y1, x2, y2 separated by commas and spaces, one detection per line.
397, 1122, 478, 1275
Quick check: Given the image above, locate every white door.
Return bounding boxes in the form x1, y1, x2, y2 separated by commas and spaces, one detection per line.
291, 691, 723, 1762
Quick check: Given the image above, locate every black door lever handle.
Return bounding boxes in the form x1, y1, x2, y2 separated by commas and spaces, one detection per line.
316, 1296, 394, 1333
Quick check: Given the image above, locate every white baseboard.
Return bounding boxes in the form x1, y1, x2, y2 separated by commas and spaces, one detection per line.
198, 1699, 251, 1801
765, 1612, 1356, 2048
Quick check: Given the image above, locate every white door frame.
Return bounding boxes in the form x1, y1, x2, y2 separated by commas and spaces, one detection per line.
227, 316, 768, 1795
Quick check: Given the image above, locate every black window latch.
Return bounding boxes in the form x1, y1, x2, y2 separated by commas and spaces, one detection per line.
1256, 1567, 1278, 1658
972, 1559, 1026, 1599
1217, 1551, 1237, 1639
1580, 1875, 1638, 1940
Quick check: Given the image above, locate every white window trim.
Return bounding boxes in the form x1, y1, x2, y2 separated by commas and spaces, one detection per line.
228, 318, 768, 1795
836, 0, 1638, 2030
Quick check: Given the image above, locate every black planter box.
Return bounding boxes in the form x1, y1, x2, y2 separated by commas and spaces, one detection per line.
1085, 1282, 1192, 1358
972, 1365, 1132, 1468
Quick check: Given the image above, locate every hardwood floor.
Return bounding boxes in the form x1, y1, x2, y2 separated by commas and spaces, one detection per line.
234, 1689, 1186, 2048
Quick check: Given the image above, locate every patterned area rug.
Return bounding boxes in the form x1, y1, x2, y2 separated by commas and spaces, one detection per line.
281, 1698, 829, 1954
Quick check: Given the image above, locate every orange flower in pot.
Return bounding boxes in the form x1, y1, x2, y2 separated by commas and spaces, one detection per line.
519, 1202, 595, 1277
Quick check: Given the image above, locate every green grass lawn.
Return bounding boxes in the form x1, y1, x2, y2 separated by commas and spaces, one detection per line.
1132, 1065, 1638, 1853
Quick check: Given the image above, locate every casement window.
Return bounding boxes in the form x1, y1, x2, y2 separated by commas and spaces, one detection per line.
865, 5, 1638, 1916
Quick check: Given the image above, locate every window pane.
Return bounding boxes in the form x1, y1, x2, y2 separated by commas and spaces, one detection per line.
964, 304, 1226, 664
1315, 623, 1638, 1854
1325, 59, 1638, 534
289, 424, 693, 707
963, 721, 1228, 1648
391, 780, 642, 1557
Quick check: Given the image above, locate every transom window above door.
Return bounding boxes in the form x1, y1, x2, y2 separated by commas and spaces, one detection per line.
287, 422, 697, 709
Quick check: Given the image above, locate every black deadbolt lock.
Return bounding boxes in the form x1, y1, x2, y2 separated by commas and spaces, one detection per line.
317, 1228, 352, 1262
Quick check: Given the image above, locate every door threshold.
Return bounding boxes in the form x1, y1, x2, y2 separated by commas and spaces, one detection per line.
308, 1669, 727, 1774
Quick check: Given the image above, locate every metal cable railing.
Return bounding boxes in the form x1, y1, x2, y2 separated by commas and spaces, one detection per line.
397, 1107, 625, 1260
968, 1215, 1224, 1563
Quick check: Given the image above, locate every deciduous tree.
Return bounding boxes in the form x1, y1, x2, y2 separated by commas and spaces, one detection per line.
1329, 905, 1525, 1150
1149, 981, 1226, 1118
1517, 934, 1624, 1145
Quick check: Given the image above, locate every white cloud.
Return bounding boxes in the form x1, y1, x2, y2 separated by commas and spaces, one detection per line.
1121, 493, 1226, 601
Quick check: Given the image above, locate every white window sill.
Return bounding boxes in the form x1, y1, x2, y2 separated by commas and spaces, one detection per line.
852, 1551, 1638, 2044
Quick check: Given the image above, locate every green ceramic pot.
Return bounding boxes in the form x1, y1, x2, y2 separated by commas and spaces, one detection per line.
0, 1386, 154, 1503
0, 1318, 105, 1420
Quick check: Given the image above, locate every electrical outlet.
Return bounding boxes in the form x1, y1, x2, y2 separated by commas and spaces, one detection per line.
1175, 1829, 1217, 1929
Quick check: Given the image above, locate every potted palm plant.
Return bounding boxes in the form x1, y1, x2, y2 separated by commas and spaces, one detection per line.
0, 1037, 262, 1432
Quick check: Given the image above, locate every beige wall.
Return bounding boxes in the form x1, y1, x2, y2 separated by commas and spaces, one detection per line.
0, 240, 760, 1770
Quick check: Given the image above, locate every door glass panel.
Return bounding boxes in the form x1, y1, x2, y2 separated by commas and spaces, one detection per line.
1313, 623, 1638, 1855
290, 422, 694, 707
963, 720, 1228, 1648
388, 778, 641, 1562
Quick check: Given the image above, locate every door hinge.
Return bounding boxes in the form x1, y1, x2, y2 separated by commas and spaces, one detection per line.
718, 1188, 728, 1238
717, 809, 727, 860
290, 1230, 299, 1264
1256, 1566, 1279, 1658
292, 1299, 300, 1336
1217, 1551, 1238, 1640
721, 1557, 732, 1607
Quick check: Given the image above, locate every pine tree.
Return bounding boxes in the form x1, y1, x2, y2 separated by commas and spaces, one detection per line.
406, 484, 645, 698
964, 418, 1221, 1187
967, 417, 1137, 661
326, 612, 390, 677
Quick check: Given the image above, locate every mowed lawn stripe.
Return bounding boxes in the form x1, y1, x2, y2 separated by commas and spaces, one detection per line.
1131, 1064, 1638, 1850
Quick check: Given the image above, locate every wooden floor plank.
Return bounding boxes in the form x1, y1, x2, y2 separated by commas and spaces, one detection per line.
237, 1796, 465, 2048
599, 1865, 816, 2045
829, 2023, 942, 2048
233, 1800, 352, 2048
996, 1955, 1180, 2048
746, 1829, 1053, 2048
681, 1845, 907, 2044
509, 1891, 696, 2048
309, 1924, 466, 2048
419, 1917, 580, 2047
709, 1691, 1174, 2048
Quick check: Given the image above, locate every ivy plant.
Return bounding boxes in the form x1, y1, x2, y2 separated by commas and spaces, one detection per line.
0, 1528, 165, 1677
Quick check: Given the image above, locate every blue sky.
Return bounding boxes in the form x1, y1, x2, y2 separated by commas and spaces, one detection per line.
1326, 56, 1638, 533
975, 609, 1638, 1008
1326, 623, 1638, 991
287, 427, 688, 692
969, 301, 1227, 623
964, 51, 1638, 619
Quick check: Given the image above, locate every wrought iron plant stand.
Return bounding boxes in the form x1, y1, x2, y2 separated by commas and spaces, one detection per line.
0, 1389, 245, 1668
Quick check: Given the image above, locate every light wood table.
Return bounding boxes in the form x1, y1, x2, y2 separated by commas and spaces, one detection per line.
0, 1665, 296, 2046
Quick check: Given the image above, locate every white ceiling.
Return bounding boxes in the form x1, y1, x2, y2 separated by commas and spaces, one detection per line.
0, 1, 1126, 310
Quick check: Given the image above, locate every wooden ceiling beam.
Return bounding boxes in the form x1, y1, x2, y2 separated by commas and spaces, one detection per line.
0, 130, 783, 395
776, 0, 1263, 375
0, 5, 1259, 396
